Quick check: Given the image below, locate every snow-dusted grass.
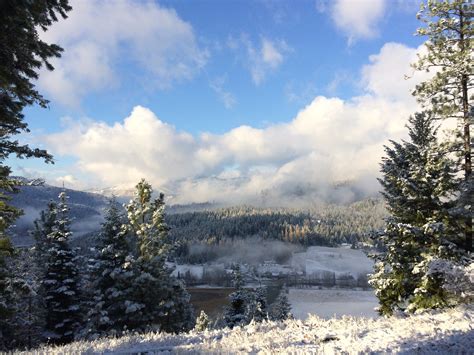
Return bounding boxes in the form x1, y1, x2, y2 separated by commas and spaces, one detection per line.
288, 288, 379, 320
21, 306, 473, 354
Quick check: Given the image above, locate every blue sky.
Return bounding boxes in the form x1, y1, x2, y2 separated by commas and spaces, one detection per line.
13, 0, 430, 205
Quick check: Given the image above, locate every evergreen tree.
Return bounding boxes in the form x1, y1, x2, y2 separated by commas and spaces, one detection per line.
5, 248, 45, 350
0, 0, 70, 258
0, 237, 15, 349
0, 2, 70, 346
32, 201, 57, 265
379, 112, 458, 226
370, 112, 464, 315
270, 288, 292, 321
83, 197, 134, 339
247, 287, 268, 322
123, 179, 194, 333
0, 171, 24, 349
223, 265, 249, 328
412, 0, 473, 252
195, 310, 210, 332
42, 192, 81, 344
0, 0, 70, 167
0, 201, 59, 350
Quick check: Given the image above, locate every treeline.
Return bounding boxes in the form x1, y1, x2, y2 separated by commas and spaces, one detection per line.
167, 199, 386, 263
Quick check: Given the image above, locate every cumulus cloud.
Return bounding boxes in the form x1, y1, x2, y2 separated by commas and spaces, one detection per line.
361, 42, 429, 100
228, 35, 291, 85
38, 0, 208, 107
320, 0, 386, 44
44, 42, 426, 206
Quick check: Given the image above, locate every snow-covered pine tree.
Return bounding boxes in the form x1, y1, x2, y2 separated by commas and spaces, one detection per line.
270, 287, 292, 321
32, 201, 57, 265
223, 264, 249, 328
123, 179, 194, 333
195, 310, 210, 331
0, 168, 24, 349
412, 0, 473, 253
32, 200, 58, 327
6, 248, 45, 350
370, 112, 463, 315
0, 237, 15, 349
83, 197, 135, 339
247, 286, 268, 322
42, 191, 81, 344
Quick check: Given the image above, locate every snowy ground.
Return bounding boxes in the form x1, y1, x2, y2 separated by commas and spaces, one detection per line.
291, 246, 374, 277
23, 306, 473, 354
288, 288, 379, 320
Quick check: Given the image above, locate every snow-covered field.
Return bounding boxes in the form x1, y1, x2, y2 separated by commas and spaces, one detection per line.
24, 306, 473, 354
291, 246, 373, 277
288, 288, 379, 319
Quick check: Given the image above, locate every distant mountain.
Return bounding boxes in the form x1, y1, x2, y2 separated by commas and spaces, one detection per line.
86, 182, 178, 200
7, 180, 219, 247
8, 181, 109, 247
85, 185, 136, 200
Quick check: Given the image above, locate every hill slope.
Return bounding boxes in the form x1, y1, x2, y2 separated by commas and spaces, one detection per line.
24, 306, 473, 354
8, 183, 109, 246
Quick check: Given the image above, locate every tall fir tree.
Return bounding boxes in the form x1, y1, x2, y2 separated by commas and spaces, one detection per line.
0, 0, 69, 169
371, 0, 473, 316
0, 170, 24, 349
5, 248, 46, 350
0, 237, 15, 349
0, 0, 70, 255
123, 179, 194, 333
412, 0, 473, 252
370, 112, 464, 315
83, 197, 135, 339
32, 201, 57, 265
42, 192, 81, 344
1, 2, 70, 347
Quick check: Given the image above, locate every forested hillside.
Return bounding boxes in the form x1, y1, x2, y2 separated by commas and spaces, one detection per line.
168, 199, 386, 263
8, 182, 108, 246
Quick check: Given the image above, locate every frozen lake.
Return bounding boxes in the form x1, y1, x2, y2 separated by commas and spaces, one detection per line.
288, 288, 379, 320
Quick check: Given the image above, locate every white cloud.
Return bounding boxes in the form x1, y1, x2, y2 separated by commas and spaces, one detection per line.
38, 0, 208, 107
209, 76, 237, 109
329, 0, 386, 44
361, 42, 429, 101
43, 42, 426, 205
229, 35, 290, 85
262, 39, 284, 68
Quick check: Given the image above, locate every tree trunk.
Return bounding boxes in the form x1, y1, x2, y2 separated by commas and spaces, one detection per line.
459, 7, 472, 252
